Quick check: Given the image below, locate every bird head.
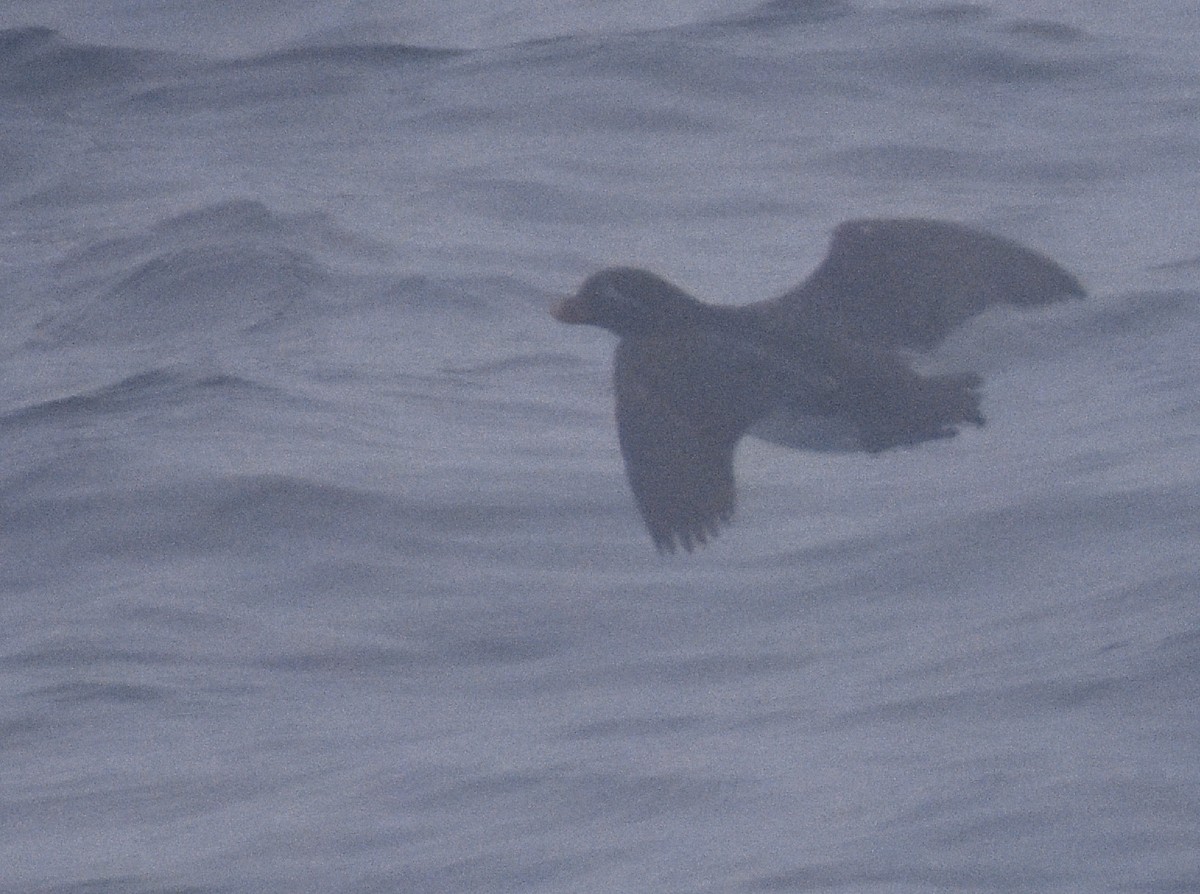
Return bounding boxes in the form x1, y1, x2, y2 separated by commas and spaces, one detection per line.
552, 267, 703, 337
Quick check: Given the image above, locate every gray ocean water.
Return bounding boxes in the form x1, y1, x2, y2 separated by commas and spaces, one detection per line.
2, 2, 1198, 892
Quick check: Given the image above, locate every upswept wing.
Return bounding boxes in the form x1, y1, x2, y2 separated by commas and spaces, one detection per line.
753, 218, 1086, 350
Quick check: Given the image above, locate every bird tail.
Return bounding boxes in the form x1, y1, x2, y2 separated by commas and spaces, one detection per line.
861, 370, 984, 451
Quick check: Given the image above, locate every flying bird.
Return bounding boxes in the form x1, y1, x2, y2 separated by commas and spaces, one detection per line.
552, 218, 1085, 552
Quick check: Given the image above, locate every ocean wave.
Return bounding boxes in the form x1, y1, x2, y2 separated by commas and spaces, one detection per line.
31, 200, 392, 344
125, 37, 462, 111
935, 287, 1199, 374
816, 143, 1113, 185
722, 0, 852, 29
0, 367, 280, 429
1, 471, 598, 574
245, 42, 463, 69
442, 352, 582, 377
68, 198, 376, 265
0, 26, 172, 99
867, 39, 1128, 87
39, 243, 327, 343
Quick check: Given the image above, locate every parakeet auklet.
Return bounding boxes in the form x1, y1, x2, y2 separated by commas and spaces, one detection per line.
552, 218, 1085, 553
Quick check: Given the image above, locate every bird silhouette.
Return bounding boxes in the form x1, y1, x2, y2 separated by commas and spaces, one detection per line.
552, 219, 1086, 552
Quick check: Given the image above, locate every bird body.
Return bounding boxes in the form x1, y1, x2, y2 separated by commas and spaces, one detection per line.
552, 219, 1085, 552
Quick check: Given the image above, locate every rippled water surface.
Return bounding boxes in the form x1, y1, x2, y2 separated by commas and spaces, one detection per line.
2, 2, 1198, 892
